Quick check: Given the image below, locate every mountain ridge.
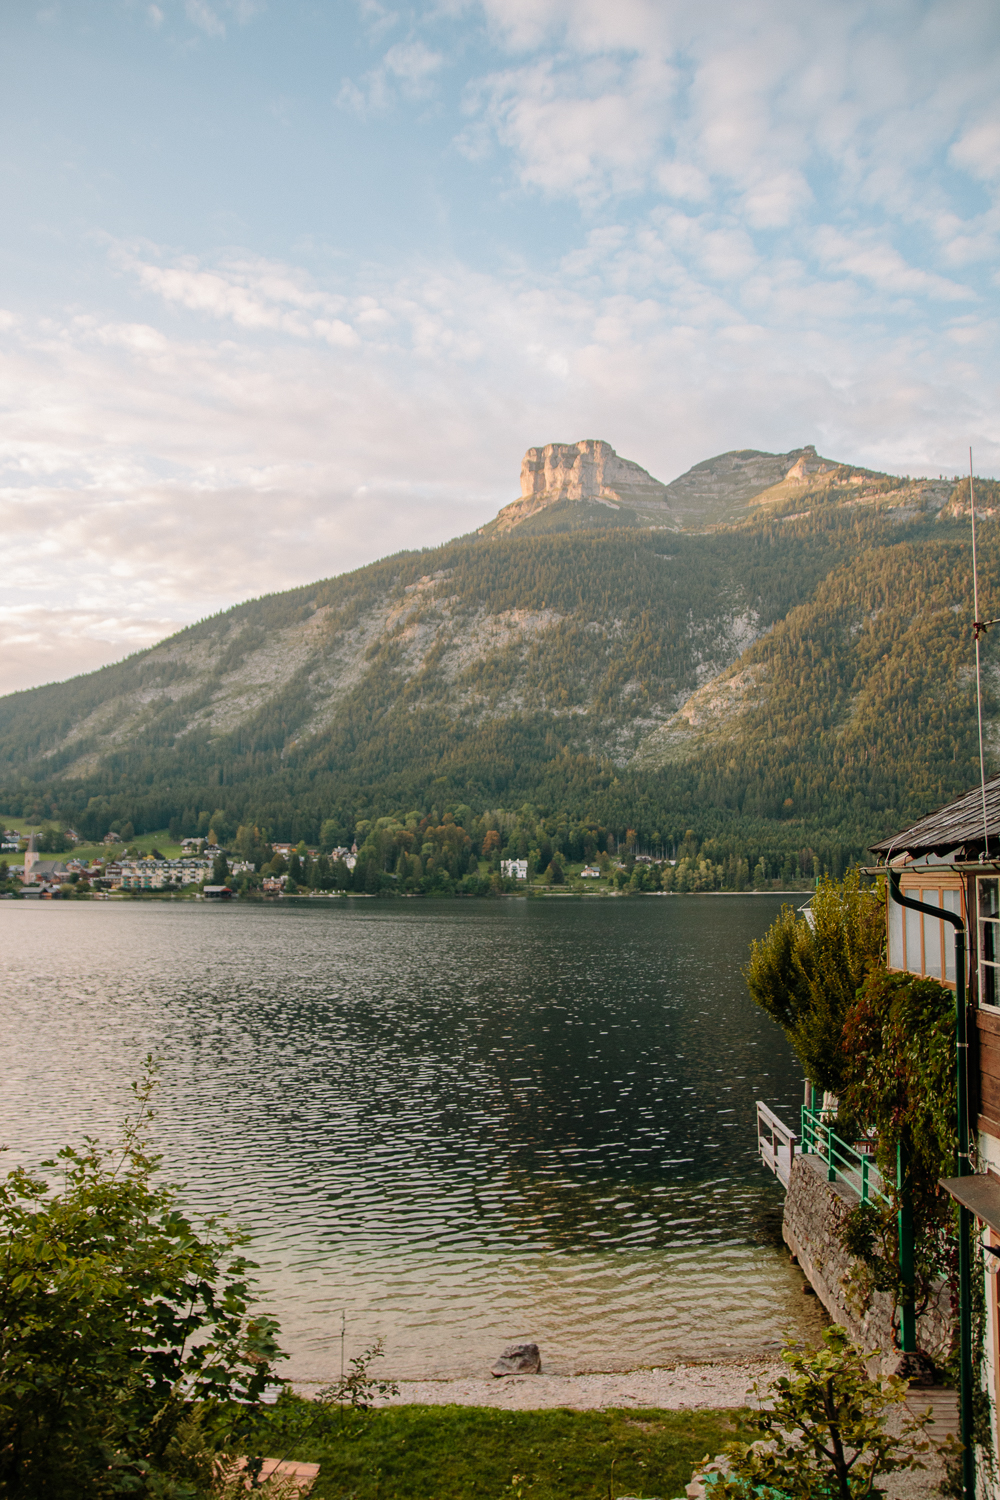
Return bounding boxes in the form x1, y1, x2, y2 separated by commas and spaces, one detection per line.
1, 451, 997, 869
480, 439, 841, 537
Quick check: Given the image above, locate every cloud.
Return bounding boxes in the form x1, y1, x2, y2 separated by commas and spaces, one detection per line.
0, 608, 183, 696
465, 53, 675, 201
4, 0, 1000, 693
338, 36, 444, 115
184, 0, 225, 38
813, 228, 974, 303
951, 117, 1000, 182
2, 227, 998, 691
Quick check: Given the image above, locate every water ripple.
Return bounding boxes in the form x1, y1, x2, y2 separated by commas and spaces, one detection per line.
0, 896, 824, 1378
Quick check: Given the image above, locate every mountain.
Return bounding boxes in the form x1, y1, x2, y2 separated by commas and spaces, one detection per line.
0, 446, 996, 874
477, 438, 954, 537
481, 439, 677, 535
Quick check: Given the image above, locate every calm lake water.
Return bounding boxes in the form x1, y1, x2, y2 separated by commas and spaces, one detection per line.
0, 894, 824, 1381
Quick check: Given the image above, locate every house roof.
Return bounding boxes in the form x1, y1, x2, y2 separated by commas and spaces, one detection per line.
870, 772, 1000, 858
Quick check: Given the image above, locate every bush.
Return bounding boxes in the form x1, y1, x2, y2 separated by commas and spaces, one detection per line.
714, 1326, 942, 1500
0, 1065, 284, 1498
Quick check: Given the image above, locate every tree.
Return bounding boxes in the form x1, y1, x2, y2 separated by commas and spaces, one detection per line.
211, 851, 229, 885
715, 1326, 939, 1500
743, 870, 884, 1094
0, 1066, 284, 1498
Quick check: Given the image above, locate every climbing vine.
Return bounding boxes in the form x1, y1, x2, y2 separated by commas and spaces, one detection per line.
839, 968, 957, 1316
838, 966, 993, 1487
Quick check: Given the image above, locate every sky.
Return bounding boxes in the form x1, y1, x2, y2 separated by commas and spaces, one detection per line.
2, 0, 999, 695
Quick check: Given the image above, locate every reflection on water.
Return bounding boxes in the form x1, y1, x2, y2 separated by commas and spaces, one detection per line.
0, 895, 824, 1378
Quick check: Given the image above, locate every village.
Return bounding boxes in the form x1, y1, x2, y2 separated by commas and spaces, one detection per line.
0, 830, 359, 898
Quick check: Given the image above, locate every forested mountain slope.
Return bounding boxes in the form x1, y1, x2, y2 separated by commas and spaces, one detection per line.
1, 465, 998, 874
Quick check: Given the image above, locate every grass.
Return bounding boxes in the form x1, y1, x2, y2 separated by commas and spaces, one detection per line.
1, 817, 185, 862
251, 1401, 742, 1500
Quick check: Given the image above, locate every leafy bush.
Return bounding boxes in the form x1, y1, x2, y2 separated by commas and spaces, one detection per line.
714, 1326, 942, 1500
0, 1065, 284, 1498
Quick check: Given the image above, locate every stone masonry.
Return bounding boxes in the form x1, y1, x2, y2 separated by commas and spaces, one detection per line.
782, 1154, 953, 1370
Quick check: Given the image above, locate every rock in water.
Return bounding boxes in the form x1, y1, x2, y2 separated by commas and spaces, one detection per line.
490, 1342, 542, 1377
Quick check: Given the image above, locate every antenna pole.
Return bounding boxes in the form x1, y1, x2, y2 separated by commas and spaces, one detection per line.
971, 448, 990, 857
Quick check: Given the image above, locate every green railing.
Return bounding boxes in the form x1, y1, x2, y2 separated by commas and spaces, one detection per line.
800, 1105, 889, 1207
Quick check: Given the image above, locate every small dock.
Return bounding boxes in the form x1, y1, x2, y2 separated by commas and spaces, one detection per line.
755, 1100, 796, 1187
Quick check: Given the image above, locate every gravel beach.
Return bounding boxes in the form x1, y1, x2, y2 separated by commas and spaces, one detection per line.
362, 1358, 785, 1411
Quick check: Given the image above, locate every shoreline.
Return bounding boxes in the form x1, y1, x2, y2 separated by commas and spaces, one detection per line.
293, 1358, 786, 1412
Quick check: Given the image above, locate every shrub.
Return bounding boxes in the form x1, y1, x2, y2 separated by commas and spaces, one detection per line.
0, 1064, 284, 1498
714, 1326, 942, 1500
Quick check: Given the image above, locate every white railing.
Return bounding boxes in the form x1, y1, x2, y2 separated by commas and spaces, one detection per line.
756, 1100, 796, 1188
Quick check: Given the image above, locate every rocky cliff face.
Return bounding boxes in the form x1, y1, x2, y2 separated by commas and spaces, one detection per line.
482, 440, 851, 536
487, 439, 674, 534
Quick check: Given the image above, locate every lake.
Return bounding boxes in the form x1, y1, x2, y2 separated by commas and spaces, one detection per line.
0, 894, 824, 1381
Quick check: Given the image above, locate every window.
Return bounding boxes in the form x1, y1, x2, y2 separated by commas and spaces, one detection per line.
887, 880, 963, 985
980, 878, 1000, 1006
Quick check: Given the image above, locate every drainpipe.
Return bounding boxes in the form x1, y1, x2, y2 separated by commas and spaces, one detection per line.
888, 871, 974, 1500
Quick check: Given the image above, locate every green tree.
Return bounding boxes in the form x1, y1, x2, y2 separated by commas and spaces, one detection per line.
743, 870, 884, 1094
211, 851, 229, 885
0, 1066, 284, 1498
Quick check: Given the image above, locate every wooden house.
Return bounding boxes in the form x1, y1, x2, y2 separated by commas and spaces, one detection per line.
872, 771, 1000, 1473
871, 771, 1000, 1141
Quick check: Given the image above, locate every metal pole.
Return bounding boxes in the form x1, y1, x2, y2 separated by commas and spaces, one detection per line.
971, 448, 989, 859
888, 874, 974, 1499
897, 1136, 916, 1353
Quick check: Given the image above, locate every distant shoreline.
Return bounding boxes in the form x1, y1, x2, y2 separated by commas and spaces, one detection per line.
3, 886, 811, 904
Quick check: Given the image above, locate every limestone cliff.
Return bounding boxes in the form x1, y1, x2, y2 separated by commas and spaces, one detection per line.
482, 440, 853, 537
486, 440, 674, 535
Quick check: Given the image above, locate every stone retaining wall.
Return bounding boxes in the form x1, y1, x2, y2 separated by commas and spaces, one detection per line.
782, 1154, 953, 1369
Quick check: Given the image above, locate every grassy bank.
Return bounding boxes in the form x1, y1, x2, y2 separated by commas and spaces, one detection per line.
252, 1402, 741, 1499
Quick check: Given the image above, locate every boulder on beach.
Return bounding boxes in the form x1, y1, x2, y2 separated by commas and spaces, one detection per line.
490, 1342, 541, 1377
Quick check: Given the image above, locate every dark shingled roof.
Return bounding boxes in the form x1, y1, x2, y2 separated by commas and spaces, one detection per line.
871, 772, 1000, 858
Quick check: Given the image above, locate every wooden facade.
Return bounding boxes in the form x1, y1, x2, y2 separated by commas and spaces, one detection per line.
883, 861, 1000, 1142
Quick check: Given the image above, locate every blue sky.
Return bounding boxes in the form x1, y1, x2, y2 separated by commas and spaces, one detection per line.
2, 0, 999, 692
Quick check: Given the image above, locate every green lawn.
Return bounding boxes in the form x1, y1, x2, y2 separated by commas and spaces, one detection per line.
252, 1402, 740, 1500
2, 818, 184, 862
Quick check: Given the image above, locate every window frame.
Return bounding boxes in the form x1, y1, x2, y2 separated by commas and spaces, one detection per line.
979, 876, 1000, 1008
887, 873, 964, 990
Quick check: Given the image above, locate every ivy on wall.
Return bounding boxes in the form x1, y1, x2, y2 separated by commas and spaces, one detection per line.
840, 970, 958, 1311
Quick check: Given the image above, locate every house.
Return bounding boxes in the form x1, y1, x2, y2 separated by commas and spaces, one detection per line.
871, 770, 1000, 1483
501, 858, 528, 880
580, 865, 601, 878
22, 836, 68, 886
